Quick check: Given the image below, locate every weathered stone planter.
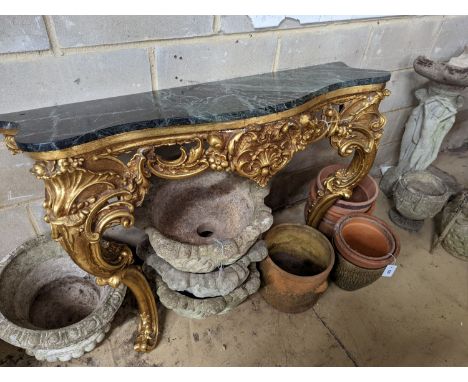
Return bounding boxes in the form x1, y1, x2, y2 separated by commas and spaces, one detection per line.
154, 263, 260, 319
145, 172, 273, 273
144, 241, 267, 298
331, 214, 400, 291
0, 235, 126, 362
305, 164, 378, 237
391, 171, 450, 231
441, 193, 468, 261
259, 224, 335, 313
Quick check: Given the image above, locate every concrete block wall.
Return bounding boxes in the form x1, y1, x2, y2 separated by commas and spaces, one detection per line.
0, 15, 467, 256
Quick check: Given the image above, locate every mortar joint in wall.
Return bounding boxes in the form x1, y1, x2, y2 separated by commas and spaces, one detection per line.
0, 16, 445, 67
272, 38, 281, 72
148, 47, 158, 91
0, 196, 44, 212
213, 16, 221, 34
42, 16, 63, 57
25, 204, 41, 235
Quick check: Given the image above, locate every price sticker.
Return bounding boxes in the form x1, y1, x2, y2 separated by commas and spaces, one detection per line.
382, 264, 397, 277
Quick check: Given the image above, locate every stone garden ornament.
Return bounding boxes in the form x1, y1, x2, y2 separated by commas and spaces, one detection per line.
389, 170, 451, 231
0, 235, 125, 362
381, 47, 468, 196
144, 241, 268, 298
143, 171, 274, 273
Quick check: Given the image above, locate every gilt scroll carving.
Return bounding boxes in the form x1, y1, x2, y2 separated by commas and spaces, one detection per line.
30, 152, 157, 352
2, 84, 389, 353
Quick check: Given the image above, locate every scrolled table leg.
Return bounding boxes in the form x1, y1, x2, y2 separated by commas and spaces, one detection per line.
30, 151, 159, 352
306, 89, 389, 227
97, 265, 158, 352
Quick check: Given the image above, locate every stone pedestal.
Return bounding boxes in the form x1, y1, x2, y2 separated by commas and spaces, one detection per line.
140, 171, 273, 318
381, 47, 468, 197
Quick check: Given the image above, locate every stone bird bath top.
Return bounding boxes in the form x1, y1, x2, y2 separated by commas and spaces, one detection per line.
0, 62, 390, 153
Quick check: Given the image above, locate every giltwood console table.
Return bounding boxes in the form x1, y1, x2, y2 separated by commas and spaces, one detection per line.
0, 62, 390, 353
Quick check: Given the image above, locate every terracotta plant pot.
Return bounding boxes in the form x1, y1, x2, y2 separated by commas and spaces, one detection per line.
304, 164, 379, 237
259, 224, 335, 313
331, 213, 400, 291
315, 164, 379, 211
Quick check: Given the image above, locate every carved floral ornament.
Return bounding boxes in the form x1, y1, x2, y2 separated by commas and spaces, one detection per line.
28, 88, 388, 279
2, 85, 389, 352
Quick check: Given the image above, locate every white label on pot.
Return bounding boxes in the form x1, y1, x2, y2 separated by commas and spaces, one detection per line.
382, 264, 397, 277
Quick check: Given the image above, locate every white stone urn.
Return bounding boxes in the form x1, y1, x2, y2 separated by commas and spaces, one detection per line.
0, 235, 126, 362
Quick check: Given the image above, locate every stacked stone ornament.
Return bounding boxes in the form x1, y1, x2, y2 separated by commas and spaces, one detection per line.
137, 171, 273, 319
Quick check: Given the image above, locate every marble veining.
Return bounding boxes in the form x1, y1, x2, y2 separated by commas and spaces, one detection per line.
0, 62, 390, 152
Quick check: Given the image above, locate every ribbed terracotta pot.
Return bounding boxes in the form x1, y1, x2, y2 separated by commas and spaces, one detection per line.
331, 213, 400, 291
259, 224, 335, 313
304, 164, 379, 237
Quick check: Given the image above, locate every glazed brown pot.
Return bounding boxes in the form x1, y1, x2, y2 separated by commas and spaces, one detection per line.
259, 224, 335, 314
331, 253, 385, 291
304, 164, 379, 237
331, 213, 400, 291
332, 213, 400, 269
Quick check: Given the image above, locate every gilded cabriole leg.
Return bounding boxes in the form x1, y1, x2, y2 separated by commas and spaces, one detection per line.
97, 265, 158, 352
306, 89, 390, 227
31, 151, 158, 352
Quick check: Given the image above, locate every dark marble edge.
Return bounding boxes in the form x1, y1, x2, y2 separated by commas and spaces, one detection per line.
1, 73, 390, 153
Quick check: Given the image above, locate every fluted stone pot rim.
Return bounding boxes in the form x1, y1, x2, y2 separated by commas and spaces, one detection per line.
395, 171, 451, 220
0, 234, 126, 360
332, 213, 400, 270
145, 176, 273, 273
155, 263, 260, 319
144, 240, 267, 298
399, 171, 450, 201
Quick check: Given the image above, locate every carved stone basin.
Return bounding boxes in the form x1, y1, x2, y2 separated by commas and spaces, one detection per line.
0, 235, 126, 362
144, 171, 273, 273
144, 241, 267, 298
154, 263, 260, 319
394, 170, 450, 220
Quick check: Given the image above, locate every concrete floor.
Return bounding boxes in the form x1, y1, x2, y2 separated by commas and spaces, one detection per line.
1, 151, 467, 367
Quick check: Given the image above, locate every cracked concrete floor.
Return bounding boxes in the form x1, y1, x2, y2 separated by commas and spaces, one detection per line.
1, 151, 467, 366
